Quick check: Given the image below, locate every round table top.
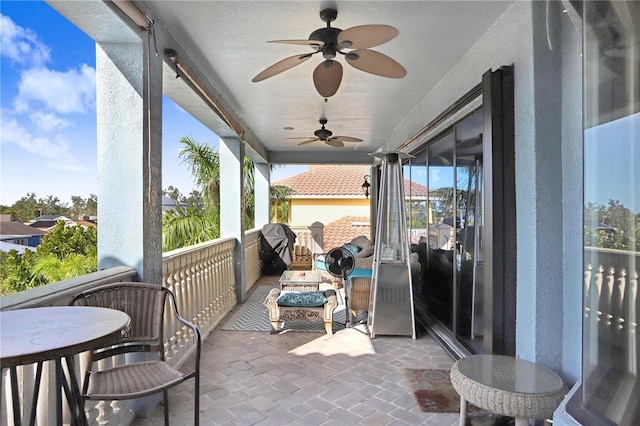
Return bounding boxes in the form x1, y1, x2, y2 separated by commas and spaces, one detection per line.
456, 354, 565, 395
0, 306, 130, 367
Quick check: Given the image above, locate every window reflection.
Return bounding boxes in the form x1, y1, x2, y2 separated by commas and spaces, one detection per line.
405, 108, 486, 352
455, 109, 484, 353
582, 1, 639, 423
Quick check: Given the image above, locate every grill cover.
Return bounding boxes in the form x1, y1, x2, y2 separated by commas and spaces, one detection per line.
259, 224, 296, 275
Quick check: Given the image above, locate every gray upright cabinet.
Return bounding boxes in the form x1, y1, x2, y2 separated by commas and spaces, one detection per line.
368, 152, 416, 339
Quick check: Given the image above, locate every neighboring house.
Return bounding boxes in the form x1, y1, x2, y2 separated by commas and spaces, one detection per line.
0, 217, 46, 249
273, 165, 372, 226
162, 195, 188, 213
0, 241, 34, 255
28, 215, 96, 232
322, 215, 370, 252
273, 164, 430, 251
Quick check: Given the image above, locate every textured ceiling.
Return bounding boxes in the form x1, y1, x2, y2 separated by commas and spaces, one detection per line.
49, 1, 513, 164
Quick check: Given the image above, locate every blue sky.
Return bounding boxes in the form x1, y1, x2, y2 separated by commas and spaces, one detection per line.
0, 1, 304, 207
584, 112, 639, 213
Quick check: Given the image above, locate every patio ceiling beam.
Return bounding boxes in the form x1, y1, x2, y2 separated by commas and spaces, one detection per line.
269, 150, 374, 165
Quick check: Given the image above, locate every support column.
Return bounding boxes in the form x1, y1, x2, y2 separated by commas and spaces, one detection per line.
96, 36, 163, 284
254, 162, 270, 229
220, 136, 247, 302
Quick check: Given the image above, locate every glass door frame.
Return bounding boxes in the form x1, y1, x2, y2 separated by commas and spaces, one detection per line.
401, 66, 516, 357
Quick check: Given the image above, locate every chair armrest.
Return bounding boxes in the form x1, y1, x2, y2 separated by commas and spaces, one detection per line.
323, 289, 338, 321
264, 288, 281, 305
263, 288, 282, 321
166, 288, 201, 373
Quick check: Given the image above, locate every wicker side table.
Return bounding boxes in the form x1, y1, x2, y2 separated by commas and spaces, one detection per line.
450, 355, 567, 426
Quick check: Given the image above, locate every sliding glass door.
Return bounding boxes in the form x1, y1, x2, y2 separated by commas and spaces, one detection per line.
405, 67, 514, 356
406, 108, 485, 353
454, 109, 484, 353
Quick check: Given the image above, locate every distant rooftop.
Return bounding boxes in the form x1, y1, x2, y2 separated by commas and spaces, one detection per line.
273, 164, 429, 198
0, 221, 46, 238
322, 215, 371, 252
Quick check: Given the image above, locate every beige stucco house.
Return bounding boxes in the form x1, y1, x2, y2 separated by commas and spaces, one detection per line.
273, 164, 429, 250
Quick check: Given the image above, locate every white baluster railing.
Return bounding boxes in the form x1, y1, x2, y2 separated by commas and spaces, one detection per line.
289, 222, 324, 269
1, 232, 263, 425
245, 228, 262, 291
584, 247, 639, 377
162, 237, 237, 363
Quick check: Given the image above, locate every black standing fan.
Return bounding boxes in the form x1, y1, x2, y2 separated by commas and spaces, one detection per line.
325, 247, 355, 327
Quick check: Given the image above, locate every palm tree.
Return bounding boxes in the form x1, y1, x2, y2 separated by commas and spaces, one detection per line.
163, 136, 293, 251
271, 184, 294, 223
31, 253, 97, 284
162, 205, 221, 252
178, 136, 220, 209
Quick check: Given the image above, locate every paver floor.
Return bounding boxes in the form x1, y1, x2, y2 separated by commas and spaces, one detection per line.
132, 275, 460, 426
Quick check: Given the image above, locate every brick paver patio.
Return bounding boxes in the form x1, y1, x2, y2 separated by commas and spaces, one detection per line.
133, 275, 460, 426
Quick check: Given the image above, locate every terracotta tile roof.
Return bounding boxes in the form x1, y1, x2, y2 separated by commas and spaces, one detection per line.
273, 164, 429, 197
273, 165, 370, 197
322, 215, 371, 252
404, 180, 429, 198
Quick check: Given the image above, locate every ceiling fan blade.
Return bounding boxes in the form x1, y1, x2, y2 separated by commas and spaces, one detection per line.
325, 139, 345, 148
334, 136, 363, 143
337, 25, 399, 49
297, 139, 319, 146
313, 60, 343, 97
268, 39, 324, 49
345, 49, 407, 78
252, 54, 311, 82
286, 137, 317, 140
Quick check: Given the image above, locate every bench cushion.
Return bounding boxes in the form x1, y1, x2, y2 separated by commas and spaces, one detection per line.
276, 291, 327, 307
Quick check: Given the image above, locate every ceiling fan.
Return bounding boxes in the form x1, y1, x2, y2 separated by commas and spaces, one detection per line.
287, 119, 363, 147
252, 8, 406, 97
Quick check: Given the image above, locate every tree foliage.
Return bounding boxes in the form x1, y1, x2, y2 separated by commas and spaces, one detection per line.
271, 185, 294, 223
0, 222, 97, 295
162, 136, 293, 251
584, 199, 640, 251
162, 206, 221, 252
0, 193, 97, 222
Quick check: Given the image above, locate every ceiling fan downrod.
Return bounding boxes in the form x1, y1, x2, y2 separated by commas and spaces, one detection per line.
310, 9, 341, 60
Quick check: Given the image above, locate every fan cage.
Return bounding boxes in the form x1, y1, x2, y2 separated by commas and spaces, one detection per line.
325, 248, 355, 278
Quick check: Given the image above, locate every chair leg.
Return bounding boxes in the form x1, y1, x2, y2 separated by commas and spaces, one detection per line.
324, 321, 333, 335
194, 376, 200, 425
163, 390, 169, 426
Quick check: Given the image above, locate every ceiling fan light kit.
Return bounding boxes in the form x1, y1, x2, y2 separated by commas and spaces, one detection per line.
252, 8, 406, 97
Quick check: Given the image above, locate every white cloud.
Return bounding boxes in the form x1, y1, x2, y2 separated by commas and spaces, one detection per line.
0, 112, 89, 173
431, 168, 441, 183
29, 111, 70, 132
0, 14, 50, 67
14, 64, 96, 115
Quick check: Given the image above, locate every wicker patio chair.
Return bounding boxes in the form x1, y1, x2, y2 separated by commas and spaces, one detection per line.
69, 282, 201, 425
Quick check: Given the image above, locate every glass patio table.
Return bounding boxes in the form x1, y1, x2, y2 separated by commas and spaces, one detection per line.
1, 306, 131, 426
450, 354, 568, 426
278, 270, 322, 292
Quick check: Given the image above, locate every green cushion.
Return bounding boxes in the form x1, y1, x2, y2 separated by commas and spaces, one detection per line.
276, 291, 327, 307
